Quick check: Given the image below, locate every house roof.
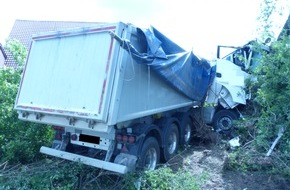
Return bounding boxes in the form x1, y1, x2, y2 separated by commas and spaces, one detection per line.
4, 19, 101, 68
281, 14, 290, 36
277, 14, 290, 40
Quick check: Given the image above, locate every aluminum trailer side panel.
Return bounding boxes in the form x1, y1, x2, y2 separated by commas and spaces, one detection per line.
107, 26, 194, 124
113, 59, 194, 123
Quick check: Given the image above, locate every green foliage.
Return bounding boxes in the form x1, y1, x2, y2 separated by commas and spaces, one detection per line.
233, 34, 290, 175
228, 0, 290, 176
226, 145, 290, 176
0, 161, 86, 190
0, 40, 53, 164
225, 148, 275, 172
0, 164, 204, 190
253, 34, 290, 150
4, 38, 28, 66
140, 167, 201, 190
257, 0, 278, 40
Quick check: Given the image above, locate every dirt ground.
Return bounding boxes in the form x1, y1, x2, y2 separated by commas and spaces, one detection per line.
167, 133, 290, 190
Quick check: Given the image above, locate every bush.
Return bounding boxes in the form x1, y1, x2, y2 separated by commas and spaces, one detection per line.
0, 39, 53, 164
253, 34, 290, 162
231, 34, 290, 176
0, 160, 85, 190
0, 68, 53, 164
139, 167, 203, 190
0, 163, 204, 190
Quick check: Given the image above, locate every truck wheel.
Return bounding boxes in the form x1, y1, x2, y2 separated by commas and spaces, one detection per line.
162, 122, 179, 161
213, 110, 238, 133
138, 137, 160, 170
177, 114, 193, 145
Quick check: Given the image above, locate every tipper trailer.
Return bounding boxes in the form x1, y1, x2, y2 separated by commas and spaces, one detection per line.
15, 22, 249, 173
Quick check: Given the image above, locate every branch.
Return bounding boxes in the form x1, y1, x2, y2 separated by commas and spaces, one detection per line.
242, 139, 255, 148
266, 126, 285, 156
0, 161, 8, 170
272, 152, 290, 171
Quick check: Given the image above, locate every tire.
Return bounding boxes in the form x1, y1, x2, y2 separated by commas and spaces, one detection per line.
138, 137, 160, 170
177, 114, 194, 145
162, 122, 179, 161
213, 110, 238, 133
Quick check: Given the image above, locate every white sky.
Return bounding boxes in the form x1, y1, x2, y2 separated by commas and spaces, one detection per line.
0, 0, 289, 59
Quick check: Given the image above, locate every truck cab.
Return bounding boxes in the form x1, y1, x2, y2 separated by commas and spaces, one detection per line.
202, 40, 269, 133
217, 40, 270, 72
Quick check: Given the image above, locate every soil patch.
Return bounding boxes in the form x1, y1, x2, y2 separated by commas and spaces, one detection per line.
167, 134, 290, 190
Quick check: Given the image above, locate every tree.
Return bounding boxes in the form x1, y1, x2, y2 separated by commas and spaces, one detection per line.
0, 39, 53, 164
5, 38, 27, 67
253, 33, 290, 166
230, 0, 290, 175
245, 0, 290, 173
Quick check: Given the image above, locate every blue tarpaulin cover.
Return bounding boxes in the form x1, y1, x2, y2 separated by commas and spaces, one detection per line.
112, 25, 216, 102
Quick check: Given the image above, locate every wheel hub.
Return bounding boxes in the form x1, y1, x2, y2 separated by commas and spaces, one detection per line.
167, 132, 177, 154
219, 117, 232, 131
145, 147, 157, 170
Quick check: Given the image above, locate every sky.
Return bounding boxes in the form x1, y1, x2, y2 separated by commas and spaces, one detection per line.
0, 0, 289, 59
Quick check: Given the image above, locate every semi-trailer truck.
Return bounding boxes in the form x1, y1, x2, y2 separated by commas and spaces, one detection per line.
14, 22, 249, 173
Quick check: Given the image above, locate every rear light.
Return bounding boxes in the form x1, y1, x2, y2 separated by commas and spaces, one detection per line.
122, 135, 128, 143
128, 136, 135, 144
116, 134, 122, 141
116, 134, 136, 144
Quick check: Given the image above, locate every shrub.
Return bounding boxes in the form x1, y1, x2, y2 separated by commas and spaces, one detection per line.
0, 39, 53, 164
140, 167, 202, 190
231, 34, 290, 176
253, 34, 290, 164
